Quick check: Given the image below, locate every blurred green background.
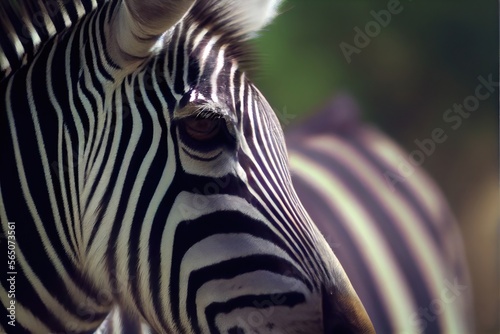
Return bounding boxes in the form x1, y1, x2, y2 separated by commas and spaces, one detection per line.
252, 1, 498, 333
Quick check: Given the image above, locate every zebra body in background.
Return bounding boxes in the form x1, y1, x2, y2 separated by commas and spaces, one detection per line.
0, 0, 375, 333
286, 95, 474, 334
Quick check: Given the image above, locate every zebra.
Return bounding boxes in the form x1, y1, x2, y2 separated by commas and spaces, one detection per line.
95, 93, 476, 334
286, 94, 474, 334
96, 94, 475, 334
0, 0, 375, 333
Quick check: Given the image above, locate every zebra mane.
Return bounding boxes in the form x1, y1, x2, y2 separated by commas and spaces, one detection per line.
183, 0, 283, 72
188, 0, 282, 41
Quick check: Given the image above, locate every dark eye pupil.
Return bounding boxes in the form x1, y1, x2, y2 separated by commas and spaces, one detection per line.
184, 117, 221, 140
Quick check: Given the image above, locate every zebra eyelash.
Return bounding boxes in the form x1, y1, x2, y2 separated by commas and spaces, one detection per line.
177, 101, 237, 133
193, 108, 224, 120
184, 101, 229, 119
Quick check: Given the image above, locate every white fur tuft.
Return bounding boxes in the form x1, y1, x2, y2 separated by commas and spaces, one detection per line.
214, 0, 283, 39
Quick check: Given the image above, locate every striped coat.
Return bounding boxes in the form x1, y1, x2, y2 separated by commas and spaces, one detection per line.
286, 94, 474, 333
1, 1, 377, 332
96, 94, 475, 334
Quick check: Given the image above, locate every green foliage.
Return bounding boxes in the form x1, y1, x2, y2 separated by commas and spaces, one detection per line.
253, 0, 497, 131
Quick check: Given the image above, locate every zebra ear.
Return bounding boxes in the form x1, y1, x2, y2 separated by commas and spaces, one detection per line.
217, 0, 284, 39
111, 0, 195, 63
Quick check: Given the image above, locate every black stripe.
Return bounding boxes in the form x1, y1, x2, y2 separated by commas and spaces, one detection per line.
174, 31, 186, 95
166, 27, 177, 83
150, 52, 177, 111
181, 147, 223, 161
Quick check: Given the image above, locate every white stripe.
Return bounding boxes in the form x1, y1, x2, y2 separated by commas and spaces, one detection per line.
228, 60, 237, 110
73, 0, 87, 18
59, 0, 73, 28
0, 53, 10, 75
192, 28, 209, 50
210, 46, 226, 102
183, 25, 195, 92
162, 41, 179, 100
199, 35, 221, 80
112, 307, 123, 333
46, 35, 80, 262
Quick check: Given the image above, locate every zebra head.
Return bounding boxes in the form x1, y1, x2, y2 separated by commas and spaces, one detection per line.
104, 0, 376, 333
0, 0, 373, 333
93, 0, 375, 332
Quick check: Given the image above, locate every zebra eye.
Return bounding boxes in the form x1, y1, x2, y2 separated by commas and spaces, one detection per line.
183, 116, 223, 141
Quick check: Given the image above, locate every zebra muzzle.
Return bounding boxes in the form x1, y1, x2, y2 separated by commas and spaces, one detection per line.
321, 284, 375, 333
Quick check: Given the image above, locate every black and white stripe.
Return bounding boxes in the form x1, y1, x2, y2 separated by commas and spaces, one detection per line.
286, 95, 474, 334
1, 1, 373, 333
